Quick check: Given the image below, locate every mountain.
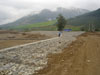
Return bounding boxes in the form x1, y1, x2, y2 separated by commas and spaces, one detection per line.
1, 7, 89, 27
68, 8, 100, 30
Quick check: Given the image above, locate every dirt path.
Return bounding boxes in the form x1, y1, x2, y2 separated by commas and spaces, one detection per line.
36, 32, 100, 75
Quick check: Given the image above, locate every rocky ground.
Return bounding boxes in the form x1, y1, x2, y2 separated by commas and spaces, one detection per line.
0, 31, 84, 75
36, 32, 100, 75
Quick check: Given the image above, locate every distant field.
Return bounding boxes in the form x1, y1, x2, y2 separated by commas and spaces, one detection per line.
1, 20, 81, 31
65, 25, 81, 31
8, 20, 56, 30
32, 25, 81, 31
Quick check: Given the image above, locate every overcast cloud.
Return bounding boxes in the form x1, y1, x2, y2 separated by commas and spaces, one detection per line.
0, 0, 100, 25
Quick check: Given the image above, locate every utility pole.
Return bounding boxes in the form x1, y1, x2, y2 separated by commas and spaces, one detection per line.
92, 24, 95, 32
88, 24, 91, 32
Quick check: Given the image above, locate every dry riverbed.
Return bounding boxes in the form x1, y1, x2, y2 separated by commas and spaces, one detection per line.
0, 30, 50, 49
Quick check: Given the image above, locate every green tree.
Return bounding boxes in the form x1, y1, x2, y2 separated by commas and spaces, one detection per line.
56, 14, 67, 31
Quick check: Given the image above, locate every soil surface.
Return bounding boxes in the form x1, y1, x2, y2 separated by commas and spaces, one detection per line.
0, 30, 50, 49
36, 32, 100, 75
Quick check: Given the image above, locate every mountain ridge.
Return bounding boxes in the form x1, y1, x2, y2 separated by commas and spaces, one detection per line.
1, 7, 89, 27
68, 8, 100, 30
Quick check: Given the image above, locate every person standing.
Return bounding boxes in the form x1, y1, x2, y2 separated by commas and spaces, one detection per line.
58, 31, 62, 37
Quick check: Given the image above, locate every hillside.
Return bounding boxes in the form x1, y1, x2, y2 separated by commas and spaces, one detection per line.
0, 20, 81, 31
68, 8, 100, 30
1, 20, 57, 31
1, 7, 89, 27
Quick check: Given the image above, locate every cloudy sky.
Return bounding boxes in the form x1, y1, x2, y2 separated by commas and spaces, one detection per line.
0, 0, 100, 25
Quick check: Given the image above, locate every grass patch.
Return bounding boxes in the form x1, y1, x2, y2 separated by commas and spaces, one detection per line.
7, 21, 81, 31
65, 25, 81, 31
9, 20, 56, 30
